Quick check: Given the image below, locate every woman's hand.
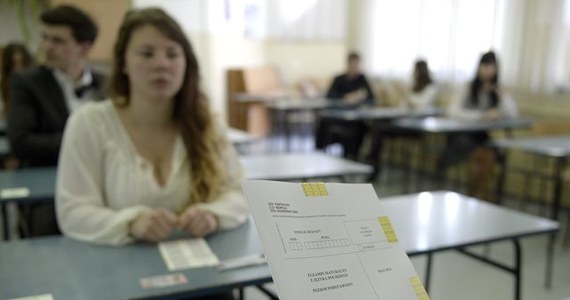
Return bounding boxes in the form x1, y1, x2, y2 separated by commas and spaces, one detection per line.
178, 206, 218, 237
129, 208, 179, 242
482, 108, 501, 121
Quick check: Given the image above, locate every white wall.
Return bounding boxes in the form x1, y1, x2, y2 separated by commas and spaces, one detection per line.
0, 1, 41, 52
208, 34, 265, 117
264, 41, 346, 88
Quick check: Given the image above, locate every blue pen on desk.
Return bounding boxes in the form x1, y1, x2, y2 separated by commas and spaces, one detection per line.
218, 254, 266, 272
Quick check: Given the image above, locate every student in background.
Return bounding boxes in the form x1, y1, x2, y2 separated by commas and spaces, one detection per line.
8, 5, 105, 236
446, 51, 517, 201
1, 43, 34, 117
448, 51, 517, 121
56, 7, 249, 273
1, 43, 34, 169
316, 52, 375, 159
367, 59, 438, 180
326, 52, 375, 105
395, 59, 438, 112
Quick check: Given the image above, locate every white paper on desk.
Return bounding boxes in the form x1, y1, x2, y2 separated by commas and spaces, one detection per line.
241, 181, 429, 300
9, 294, 54, 300
158, 239, 219, 271
1, 187, 30, 199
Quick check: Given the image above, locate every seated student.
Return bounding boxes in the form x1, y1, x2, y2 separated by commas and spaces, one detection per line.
1, 43, 34, 169
56, 7, 249, 254
395, 59, 438, 112
8, 5, 105, 237
446, 51, 517, 201
367, 59, 438, 179
316, 52, 375, 159
326, 52, 375, 106
1, 43, 34, 116
8, 5, 105, 167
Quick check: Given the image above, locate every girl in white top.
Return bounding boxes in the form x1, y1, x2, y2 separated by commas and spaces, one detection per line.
396, 60, 439, 113
56, 8, 249, 246
367, 60, 437, 180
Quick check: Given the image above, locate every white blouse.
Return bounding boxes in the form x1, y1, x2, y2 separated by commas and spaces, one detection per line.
448, 85, 518, 121
56, 100, 249, 245
406, 84, 439, 113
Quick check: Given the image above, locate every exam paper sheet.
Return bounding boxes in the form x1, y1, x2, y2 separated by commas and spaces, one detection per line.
242, 181, 429, 300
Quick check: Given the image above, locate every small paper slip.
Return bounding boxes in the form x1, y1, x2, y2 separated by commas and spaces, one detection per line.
140, 273, 188, 289
158, 239, 219, 271
1, 187, 30, 199
218, 254, 267, 271
9, 294, 54, 300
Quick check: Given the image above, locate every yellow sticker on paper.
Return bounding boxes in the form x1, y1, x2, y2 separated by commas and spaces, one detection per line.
301, 182, 328, 197
378, 216, 398, 243
409, 276, 430, 300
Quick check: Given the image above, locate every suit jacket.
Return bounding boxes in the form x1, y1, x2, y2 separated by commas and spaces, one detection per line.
7, 65, 106, 166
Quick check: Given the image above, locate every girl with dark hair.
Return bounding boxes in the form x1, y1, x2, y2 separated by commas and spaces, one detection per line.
1, 43, 34, 116
56, 7, 248, 255
1, 43, 34, 170
449, 51, 517, 120
446, 51, 518, 201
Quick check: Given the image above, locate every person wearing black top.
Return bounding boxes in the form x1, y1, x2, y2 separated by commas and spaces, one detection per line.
326, 61, 375, 106
316, 52, 375, 159
7, 5, 105, 237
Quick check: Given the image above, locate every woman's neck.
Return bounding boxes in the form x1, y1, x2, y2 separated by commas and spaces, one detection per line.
124, 92, 176, 131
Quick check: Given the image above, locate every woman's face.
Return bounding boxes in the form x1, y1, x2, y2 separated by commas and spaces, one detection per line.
11, 52, 25, 72
478, 63, 497, 82
123, 24, 186, 101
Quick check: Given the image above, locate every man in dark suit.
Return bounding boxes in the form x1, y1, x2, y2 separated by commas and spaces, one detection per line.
7, 5, 105, 236
316, 52, 376, 159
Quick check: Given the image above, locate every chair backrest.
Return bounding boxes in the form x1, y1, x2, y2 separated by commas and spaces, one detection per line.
532, 121, 570, 136
243, 66, 282, 93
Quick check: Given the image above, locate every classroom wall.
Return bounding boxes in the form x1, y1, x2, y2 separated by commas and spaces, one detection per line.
207, 34, 266, 117
264, 41, 346, 90
345, 0, 375, 74
0, 1, 42, 54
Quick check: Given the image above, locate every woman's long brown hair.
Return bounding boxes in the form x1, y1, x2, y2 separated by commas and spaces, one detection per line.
1, 43, 34, 115
412, 60, 432, 93
108, 8, 228, 203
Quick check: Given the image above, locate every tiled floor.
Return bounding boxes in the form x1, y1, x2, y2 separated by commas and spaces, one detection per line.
1, 134, 569, 300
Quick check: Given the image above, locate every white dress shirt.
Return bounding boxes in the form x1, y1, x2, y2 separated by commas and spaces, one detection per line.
52, 68, 95, 113
56, 100, 249, 245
